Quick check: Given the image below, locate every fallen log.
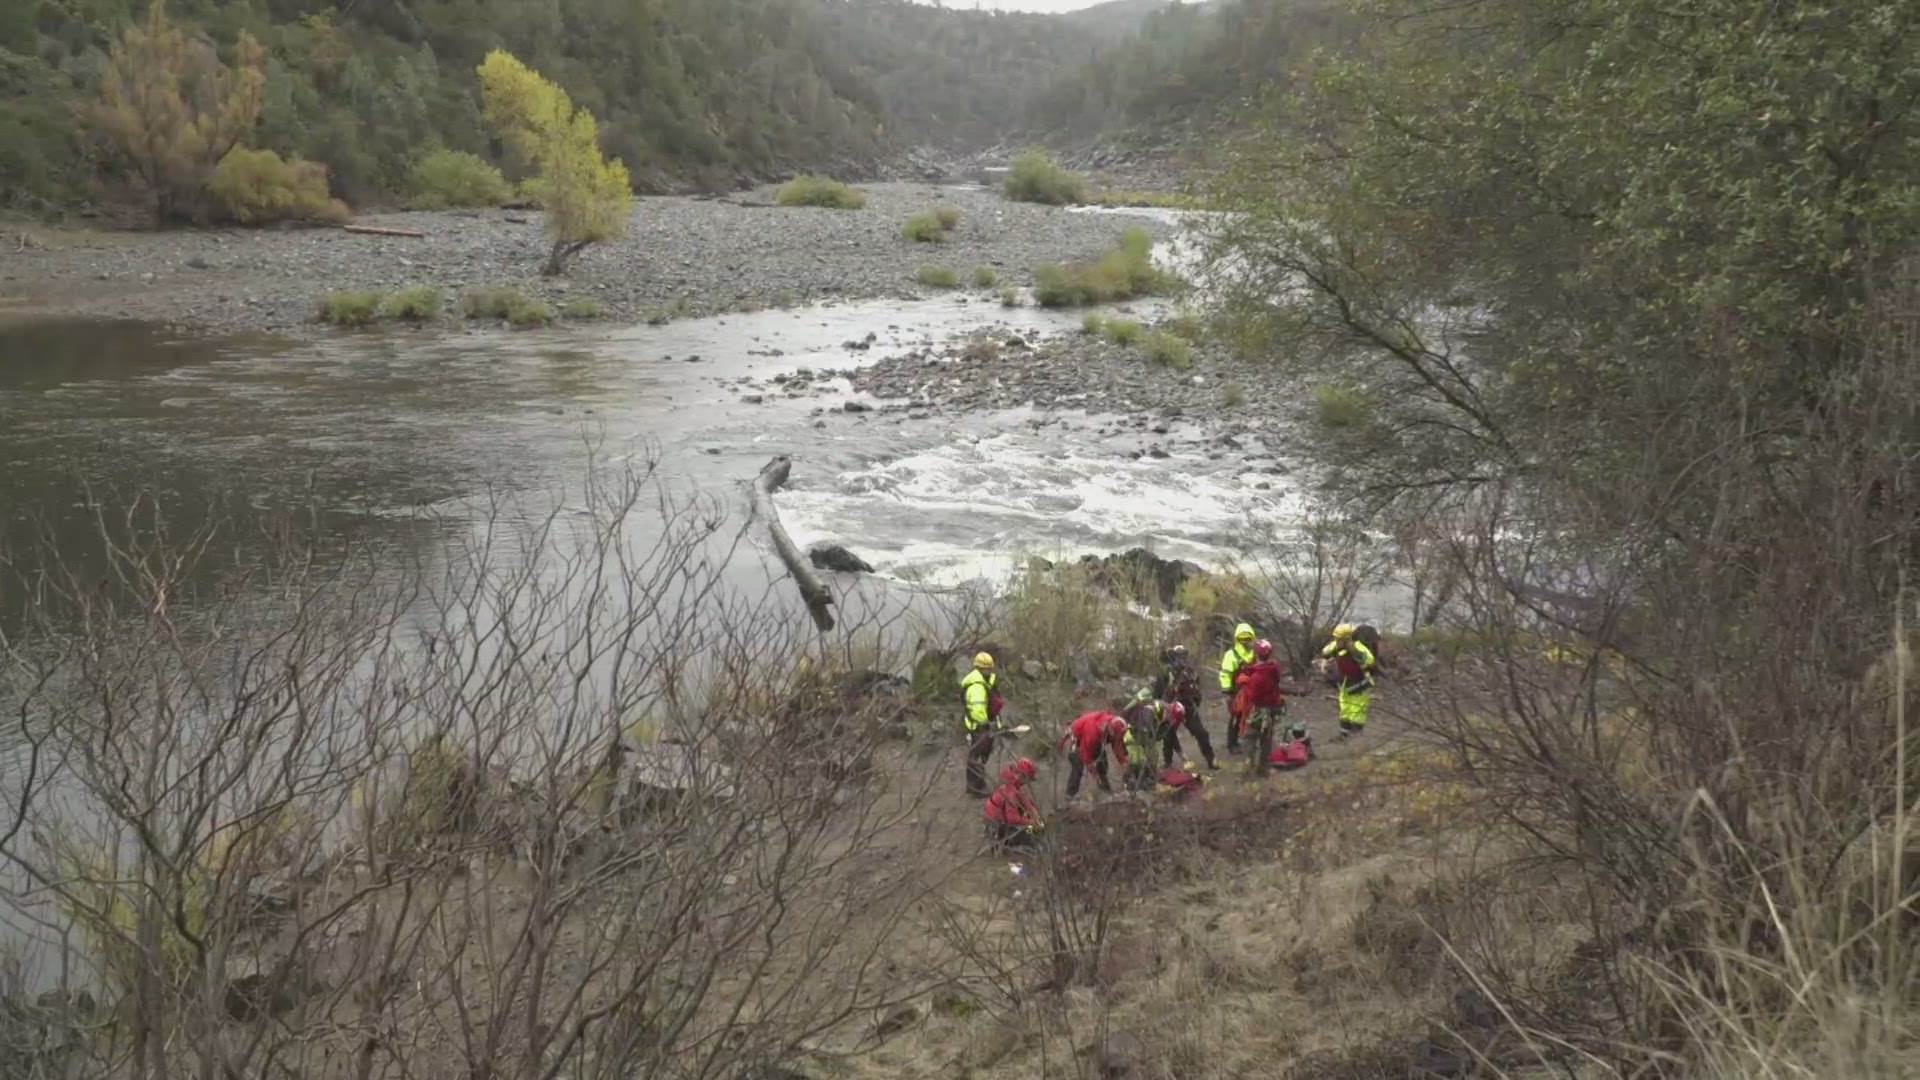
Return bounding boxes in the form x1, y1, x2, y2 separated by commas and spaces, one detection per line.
340, 224, 426, 238
748, 456, 835, 631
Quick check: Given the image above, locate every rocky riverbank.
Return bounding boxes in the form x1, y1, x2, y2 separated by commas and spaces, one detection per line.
714, 313, 1311, 459
0, 183, 1176, 338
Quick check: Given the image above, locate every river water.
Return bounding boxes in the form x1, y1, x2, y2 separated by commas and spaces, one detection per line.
0, 290, 1300, 606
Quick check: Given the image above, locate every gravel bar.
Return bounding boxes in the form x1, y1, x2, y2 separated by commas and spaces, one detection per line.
0, 183, 1175, 338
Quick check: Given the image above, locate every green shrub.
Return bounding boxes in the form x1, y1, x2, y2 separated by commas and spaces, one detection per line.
1004, 149, 1087, 205
1142, 330, 1196, 369
1032, 226, 1181, 307
643, 294, 695, 325
1164, 306, 1205, 341
462, 284, 530, 319
972, 265, 998, 288
1315, 383, 1372, 427
210, 148, 349, 225
776, 174, 866, 209
999, 286, 1021, 307
506, 294, 555, 328
935, 206, 963, 230
1081, 312, 1106, 335
916, 265, 959, 289
1223, 382, 1248, 407
565, 298, 607, 319
389, 734, 482, 840
406, 149, 511, 210
318, 289, 384, 326
1103, 317, 1144, 345
384, 285, 442, 321
901, 211, 948, 242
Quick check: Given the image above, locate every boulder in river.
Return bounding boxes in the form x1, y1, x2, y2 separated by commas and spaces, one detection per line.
1078, 547, 1204, 610
808, 543, 874, 574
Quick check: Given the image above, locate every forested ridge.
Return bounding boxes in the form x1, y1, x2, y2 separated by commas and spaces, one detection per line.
0, 0, 1342, 215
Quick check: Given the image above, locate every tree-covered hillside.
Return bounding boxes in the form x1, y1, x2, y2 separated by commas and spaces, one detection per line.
1020, 0, 1354, 134
0, 0, 1107, 213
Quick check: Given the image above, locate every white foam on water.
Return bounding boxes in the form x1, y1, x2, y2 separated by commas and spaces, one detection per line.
778, 428, 1306, 587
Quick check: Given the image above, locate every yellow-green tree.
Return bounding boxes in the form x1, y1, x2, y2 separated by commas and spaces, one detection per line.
477, 50, 631, 275
94, 0, 265, 223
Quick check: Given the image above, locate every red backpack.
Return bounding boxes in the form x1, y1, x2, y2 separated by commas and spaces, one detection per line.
1268, 738, 1310, 768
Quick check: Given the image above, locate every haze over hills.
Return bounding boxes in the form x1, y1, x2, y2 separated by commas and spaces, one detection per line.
1057, 0, 1216, 34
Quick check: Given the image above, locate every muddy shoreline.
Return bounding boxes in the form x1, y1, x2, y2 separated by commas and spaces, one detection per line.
0, 183, 1176, 339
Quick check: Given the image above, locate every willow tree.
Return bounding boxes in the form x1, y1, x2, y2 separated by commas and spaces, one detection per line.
94, 0, 265, 223
477, 50, 632, 275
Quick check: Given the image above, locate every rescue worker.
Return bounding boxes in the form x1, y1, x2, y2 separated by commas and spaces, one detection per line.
1124, 688, 1191, 772
1322, 624, 1378, 737
1060, 709, 1128, 798
961, 652, 1003, 797
1217, 623, 1258, 754
1151, 645, 1217, 770
983, 758, 1041, 848
1232, 638, 1292, 773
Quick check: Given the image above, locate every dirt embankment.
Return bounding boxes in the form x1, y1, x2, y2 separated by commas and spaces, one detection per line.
0, 183, 1176, 339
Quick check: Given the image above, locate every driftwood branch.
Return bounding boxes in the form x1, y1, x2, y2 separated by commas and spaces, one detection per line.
749, 456, 835, 631
340, 224, 427, 238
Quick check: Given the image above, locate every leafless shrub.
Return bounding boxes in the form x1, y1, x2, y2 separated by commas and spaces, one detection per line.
1232, 506, 1396, 672
0, 461, 958, 1080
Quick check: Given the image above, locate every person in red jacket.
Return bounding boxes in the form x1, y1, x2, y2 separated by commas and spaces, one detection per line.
983, 758, 1041, 848
1059, 709, 1128, 798
1233, 639, 1301, 774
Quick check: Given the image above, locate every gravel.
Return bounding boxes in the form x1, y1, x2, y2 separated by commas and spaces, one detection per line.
698, 315, 1311, 457
0, 183, 1176, 338
846, 325, 1303, 438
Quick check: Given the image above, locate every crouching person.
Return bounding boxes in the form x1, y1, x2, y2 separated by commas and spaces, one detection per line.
1060, 709, 1128, 799
983, 758, 1041, 849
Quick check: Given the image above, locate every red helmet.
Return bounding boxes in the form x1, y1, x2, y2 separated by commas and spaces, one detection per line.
1013, 757, 1038, 781
1253, 638, 1274, 659
1165, 701, 1186, 725
1103, 716, 1128, 738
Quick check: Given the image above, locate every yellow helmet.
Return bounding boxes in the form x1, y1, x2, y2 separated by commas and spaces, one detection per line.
1333, 623, 1355, 639
974, 651, 995, 669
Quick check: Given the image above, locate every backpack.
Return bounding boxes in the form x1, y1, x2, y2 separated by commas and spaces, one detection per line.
1156, 767, 1205, 793
1269, 738, 1311, 769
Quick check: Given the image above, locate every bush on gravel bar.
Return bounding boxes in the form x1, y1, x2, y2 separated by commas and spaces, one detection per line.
776, 174, 866, 209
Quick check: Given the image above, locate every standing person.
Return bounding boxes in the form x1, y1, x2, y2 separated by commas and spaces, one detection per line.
1217, 623, 1258, 754
1322, 624, 1378, 737
1232, 639, 1294, 773
1059, 709, 1128, 799
983, 758, 1041, 849
1152, 645, 1217, 770
961, 652, 1003, 797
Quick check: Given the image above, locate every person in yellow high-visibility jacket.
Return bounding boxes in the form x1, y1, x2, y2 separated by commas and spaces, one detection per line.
961, 652, 1002, 797
1217, 623, 1257, 753
1322, 624, 1378, 737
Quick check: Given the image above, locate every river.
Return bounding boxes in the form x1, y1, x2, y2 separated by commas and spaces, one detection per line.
0, 281, 1299, 610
